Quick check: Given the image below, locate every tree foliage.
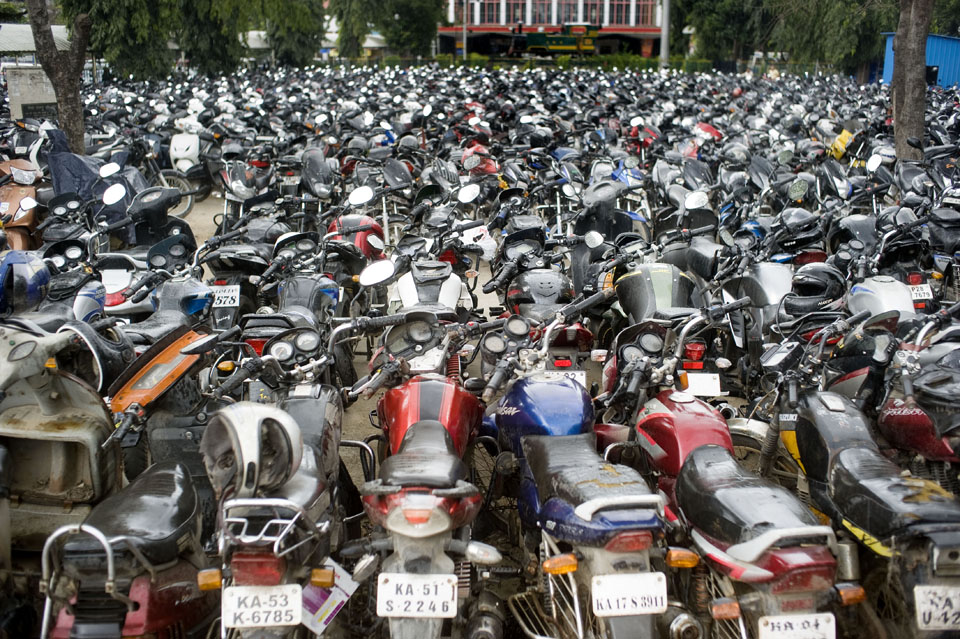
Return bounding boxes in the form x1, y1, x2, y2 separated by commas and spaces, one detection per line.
931, 0, 960, 37
177, 0, 246, 75
60, 0, 179, 79
373, 0, 443, 57
328, 0, 372, 58
0, 1, 26, 22
265, 0, 325, 66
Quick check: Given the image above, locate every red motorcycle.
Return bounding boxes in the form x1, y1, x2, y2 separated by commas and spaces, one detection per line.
332, 305, 504, 639
597, 303, 869, 638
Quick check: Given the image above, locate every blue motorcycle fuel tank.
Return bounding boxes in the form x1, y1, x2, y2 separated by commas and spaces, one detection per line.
494, 373, 594, 457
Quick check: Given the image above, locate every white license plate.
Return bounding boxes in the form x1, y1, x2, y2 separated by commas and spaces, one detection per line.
223, 584, 302, 628
915, 585, 960, 629
684, 372, 722, 397
911, 284, 933, 300
543, 369, 587, 388
212, 284, 241, 307
591, 572, 668, 617
758, 613, 835, 639
376, 573, 457, 618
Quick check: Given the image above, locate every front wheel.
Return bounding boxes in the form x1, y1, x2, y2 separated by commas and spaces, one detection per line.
150, 169, 194, 218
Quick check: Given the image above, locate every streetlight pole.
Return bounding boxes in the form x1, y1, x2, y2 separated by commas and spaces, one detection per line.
659, 0, 670, 68
463, 0, 468, 61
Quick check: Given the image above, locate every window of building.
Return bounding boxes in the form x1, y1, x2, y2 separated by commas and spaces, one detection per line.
558, 0, 576, 23
506, 0, 525, 24
583, 0, 601, 24
532, 0, 550, 24
636, 0, 655, 26
481, 0, 499, 23
609, 0, 629, 25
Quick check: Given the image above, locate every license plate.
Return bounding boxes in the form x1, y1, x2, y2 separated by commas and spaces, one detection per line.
915, 585, 960, 629
376, 573, 457, 618
758, 613, 835, 639
543, 369, 587, 388
684, 372, 722, 397
911, 284, 933, 300
223, 584, 302, 628
591, 572, 668, 617
212, 284, 241, 307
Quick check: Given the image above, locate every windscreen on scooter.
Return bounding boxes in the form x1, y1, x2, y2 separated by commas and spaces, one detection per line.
301, 148, 335, 199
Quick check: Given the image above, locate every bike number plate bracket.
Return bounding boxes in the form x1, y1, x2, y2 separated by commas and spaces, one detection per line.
911, 284, 933, 300
222, 584, 302, 628
591, 572, 668, 617
376, 573, 457, 618
683, 372, 722, 397
542, 369, 587, 388
211, 285, 241, 308
915, 585, 960, 630
758, 613, 835, 639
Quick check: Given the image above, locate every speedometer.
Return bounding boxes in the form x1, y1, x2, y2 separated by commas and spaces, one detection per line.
407, 321, 433, 343
295, 331, 321, 352
64, 246, 83, 260
268, 341, 295, 361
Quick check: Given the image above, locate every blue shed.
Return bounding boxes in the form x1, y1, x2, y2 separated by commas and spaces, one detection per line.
882, 32, 960, 87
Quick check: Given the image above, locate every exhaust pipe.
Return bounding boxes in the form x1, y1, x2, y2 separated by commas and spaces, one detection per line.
466, 591, 505, 639
717, 403, 738, 420
657, 605, 704, 639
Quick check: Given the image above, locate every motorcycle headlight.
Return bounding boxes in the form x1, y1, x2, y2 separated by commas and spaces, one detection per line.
230, 180, 256, 200
11, 167, 36, 185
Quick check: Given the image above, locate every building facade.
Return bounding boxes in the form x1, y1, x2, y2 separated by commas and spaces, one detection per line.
438, 0, 663, 55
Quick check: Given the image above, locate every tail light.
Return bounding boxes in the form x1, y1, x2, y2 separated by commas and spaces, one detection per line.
214, 279, 228, 285
231, 552, 285, 586
104, 290, 127, 307
439, 249, 457, 265
908, 272, 924, 285
770, 566, 835, 595
553, 358, 572, 368
362, 489, 482, 538
604, 530, 653, 552
682, 361, 705, 370
795, 250, 827, 265
684, 342, 706, 361
245, 338, 268, 356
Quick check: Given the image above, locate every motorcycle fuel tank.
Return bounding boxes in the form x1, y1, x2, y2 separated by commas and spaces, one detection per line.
495, 373, 593, 457
635, 390, 732, 477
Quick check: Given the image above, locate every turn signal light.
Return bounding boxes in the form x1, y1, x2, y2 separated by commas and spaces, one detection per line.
197, 568, 222, 591
310, 568, 336, 588
710, 597, 741, 620
676, 371, 689, 391
352, 274, 361, 282
665, 548, 700, 568
835, 583, 866, 606
542, 553, 578, 575
217, 361, 236, 372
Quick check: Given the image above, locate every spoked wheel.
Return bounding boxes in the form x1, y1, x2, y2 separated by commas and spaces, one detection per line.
730, 433, 801, 495
862, 563, 914, 638
467, 439, 515, 541
150, 169, 194, 218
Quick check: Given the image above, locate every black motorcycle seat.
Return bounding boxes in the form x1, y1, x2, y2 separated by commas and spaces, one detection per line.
36, 187, 56, 206
517, 303, 563, 324
17, 306, 71, 332
64, 462, 200, 566
411, 260, 453, 284
829, 447, 960, 538
522, 433, 655, 514
122, 311, 190, 345
380, 420, 467, 488
506, 215, 544, 234
676, 445, 820, 546
931, 207, 960, 227
399, 303, 459, 321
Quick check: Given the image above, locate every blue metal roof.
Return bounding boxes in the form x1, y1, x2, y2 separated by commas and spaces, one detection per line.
882, 33, 960, 87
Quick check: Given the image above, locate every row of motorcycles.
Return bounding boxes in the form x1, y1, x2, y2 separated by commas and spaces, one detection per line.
2, 62, 960, 639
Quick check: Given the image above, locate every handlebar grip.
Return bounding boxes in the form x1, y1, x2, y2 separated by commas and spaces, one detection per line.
689, 224, 717, 237
722, 296, 751, 313
216, 227, 246, 245
104, 216, 134, 232
409, 202, 430, 221
123, 273, 155, 298
358, 313, 408, 331
482, 261, 518, 294
456, 219, 485, 232
624, 368, 643, 399
482, 364, 511, 403
213, 358, 261, 398
130, 287, 154, 304
946, 300, 960, 317
562, 286, 616, 320
261, 260, 283, 281
903, 215, 930, 231
846, 309, 871, 325
477, 318, 507, 333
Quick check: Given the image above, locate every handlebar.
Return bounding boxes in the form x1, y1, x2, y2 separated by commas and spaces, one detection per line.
561, 286, 616, 321
482, 261, 518, 294
212, 358, 264, 399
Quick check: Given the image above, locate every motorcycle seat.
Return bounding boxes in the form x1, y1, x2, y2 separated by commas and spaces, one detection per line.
676, 445, 820, 546
411, 260, 453, 284
522, 433, 655, 516
64, 462, 200, 566
380, 420, 467, 488
122, 310, 190, 345
17, 306, 73, 332
36, 187, 56, 206
653, 307, 698, 321
829, 447, 960, 538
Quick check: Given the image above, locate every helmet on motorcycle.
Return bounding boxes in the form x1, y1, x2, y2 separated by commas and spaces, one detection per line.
0, 251, 50, 316
529, 127, 552, 149
200, 402, 303, 499
57, 321, 135, 393
783, 263, 847, 316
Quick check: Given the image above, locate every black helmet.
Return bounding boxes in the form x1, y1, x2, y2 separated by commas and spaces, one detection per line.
783, 263, 847, 316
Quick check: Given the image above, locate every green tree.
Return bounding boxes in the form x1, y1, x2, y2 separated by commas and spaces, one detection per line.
177, 0, 246, 75
60, 0, 179, 78
931, 0, 960, 36
266, 0, 324, 66
373, 0, 443, 57
328, 0, 372, 58
675, 0, 772, 60
0, 1, 27, 22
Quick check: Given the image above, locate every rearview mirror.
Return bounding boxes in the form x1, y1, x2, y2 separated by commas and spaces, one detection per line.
624, 156, 640, 169
907, 136, 924, 150
423, 104, 433, 117
358, 259, 396, 287
102, 183, 127, 205
718, 228, 736, 247
866, 154, 882, 173
99, 162, 121, 178
585, 231, 604, 249
458, 183, 481, 204
18, 196, 38, 211
348, 185, 375, 206
367, 235, 384, 251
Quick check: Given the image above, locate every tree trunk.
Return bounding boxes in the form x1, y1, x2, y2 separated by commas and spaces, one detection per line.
893, 0, 934, 161
24, 0, 90, 154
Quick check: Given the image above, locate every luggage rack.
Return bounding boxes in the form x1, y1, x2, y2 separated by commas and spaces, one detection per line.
222, 497, 330, 558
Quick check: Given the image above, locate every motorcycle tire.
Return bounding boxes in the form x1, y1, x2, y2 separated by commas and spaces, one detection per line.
150, 169, 194, 219
334, 341, 358, 390
338, 461, 364, 540
729, 433, 801, 495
